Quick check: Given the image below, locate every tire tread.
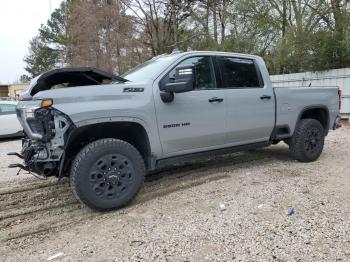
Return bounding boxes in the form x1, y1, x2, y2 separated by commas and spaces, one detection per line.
290, 119, 325, 162
70, 138, 145, 211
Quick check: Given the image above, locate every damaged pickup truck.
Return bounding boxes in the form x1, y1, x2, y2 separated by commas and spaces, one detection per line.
10, 51, 342, 211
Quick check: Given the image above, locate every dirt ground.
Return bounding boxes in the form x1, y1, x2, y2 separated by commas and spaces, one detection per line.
0, 125, 349, 261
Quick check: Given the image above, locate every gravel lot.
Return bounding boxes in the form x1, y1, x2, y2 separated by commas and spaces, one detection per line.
0, 124, 349, 261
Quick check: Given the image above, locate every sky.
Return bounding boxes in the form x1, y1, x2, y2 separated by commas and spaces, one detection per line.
0, 0, 63, 84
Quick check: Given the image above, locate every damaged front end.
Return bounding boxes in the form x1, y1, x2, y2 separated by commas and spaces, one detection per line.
9, 99, 74, 177
8, 67, 123, 178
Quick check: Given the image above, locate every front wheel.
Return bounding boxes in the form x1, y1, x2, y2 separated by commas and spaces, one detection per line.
70, 138, 145, 211
289, 119, 325, 162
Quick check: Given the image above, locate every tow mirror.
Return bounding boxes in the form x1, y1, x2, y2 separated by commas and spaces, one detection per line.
160, 65, 195, 93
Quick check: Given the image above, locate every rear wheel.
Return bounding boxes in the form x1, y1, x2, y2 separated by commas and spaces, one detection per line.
290, 119, 325, 162
70, 138, 145, 211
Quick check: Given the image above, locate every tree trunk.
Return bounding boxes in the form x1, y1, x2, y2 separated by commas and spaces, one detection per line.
171, 0, 178, 45
331, 0, 345, 38
212, 1, 218, 43
220, 0, 226, 42
204, 1, 210, 36
282, 0, 287, 37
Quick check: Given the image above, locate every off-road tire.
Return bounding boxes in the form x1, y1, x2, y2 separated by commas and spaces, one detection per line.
290, 119, 325, 162
70, 138, 145, 211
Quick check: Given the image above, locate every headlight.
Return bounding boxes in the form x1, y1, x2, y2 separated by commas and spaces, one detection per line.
25, 108, 37, 118
17, 100, 41, 118
17, 99, 53, 118
16, 99, 54, 140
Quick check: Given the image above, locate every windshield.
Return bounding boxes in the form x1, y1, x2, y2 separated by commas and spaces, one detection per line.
122, 55, 178, 82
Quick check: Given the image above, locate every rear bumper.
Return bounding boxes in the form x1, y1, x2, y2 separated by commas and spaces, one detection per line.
333, 115, 342, 130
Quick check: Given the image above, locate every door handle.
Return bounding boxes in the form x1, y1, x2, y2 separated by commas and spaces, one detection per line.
260, 95, 271, 100
208, 97, 224, 103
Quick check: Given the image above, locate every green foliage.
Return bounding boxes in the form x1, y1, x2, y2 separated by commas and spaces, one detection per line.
39, 1, 68, 45
19, 74, 31, 83
312, 31, 350, 71
193, 36, 220, 51
24, 36, 59, 78
23, 1, 68, 78
23, 0, 350, 77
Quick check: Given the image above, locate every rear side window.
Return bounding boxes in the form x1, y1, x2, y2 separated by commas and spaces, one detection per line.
217, 57, 262, 88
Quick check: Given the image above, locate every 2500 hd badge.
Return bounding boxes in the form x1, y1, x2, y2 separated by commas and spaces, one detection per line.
163, 122, 191, 129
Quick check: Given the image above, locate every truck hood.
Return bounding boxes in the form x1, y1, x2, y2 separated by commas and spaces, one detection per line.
28, 81, 149, 126
20, 67, 128, 100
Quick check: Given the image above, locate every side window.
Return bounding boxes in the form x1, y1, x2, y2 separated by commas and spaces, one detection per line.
218, 57, 262, 88
168, 56, 216, 90
0, 104, 16, 114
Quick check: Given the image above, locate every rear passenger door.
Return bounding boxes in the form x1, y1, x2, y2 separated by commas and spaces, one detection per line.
216, 56, 274, 145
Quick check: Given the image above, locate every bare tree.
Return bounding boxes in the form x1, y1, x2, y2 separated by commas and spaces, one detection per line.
67, 0, 147, 74
122, 0, 192, 55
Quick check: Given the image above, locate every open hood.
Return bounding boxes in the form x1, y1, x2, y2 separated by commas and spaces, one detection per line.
21, 67, 128, 100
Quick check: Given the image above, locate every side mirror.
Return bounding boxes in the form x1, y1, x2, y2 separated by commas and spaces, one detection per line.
160, 65, 195, 93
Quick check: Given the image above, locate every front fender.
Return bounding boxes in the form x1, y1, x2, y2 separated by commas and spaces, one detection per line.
74, 116, 161, 156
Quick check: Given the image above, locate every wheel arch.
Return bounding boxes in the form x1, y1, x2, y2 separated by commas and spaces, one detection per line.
59, 121, 153, 177
297, 105, 330, 135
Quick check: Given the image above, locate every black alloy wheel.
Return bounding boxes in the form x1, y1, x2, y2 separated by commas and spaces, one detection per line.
290, 118, 325, 162
70, 138, 145, 211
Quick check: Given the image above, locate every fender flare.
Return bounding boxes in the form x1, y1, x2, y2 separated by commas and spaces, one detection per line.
295, 105, 330, 134
58, 117, 161, 179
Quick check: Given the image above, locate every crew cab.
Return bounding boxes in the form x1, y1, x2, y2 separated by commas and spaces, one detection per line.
10, 51, 341, 211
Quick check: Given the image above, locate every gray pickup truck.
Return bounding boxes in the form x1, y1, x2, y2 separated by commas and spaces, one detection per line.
10, 51, 341, 211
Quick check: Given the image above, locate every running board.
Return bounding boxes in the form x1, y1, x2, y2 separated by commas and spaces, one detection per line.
155, 141, 270, 170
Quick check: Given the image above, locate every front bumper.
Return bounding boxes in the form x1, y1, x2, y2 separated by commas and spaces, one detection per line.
10, 103, 73, 177
8, 138, 57, 176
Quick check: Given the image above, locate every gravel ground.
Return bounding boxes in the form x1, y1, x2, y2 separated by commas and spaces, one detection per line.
0, 125, 349, 261
0, 138, 27, 181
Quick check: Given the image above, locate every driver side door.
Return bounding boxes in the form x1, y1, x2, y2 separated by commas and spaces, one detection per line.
153, 56, 227, 157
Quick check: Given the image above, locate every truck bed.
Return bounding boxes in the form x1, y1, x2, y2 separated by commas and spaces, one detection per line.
273, 86, 339, 136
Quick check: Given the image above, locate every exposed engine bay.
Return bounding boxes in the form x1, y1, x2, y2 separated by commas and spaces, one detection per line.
9, 67, 124, 178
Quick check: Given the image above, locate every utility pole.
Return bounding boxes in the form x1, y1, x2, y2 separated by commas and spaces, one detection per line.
49, 0, 52, 13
